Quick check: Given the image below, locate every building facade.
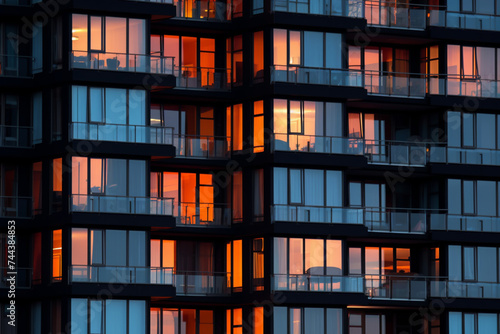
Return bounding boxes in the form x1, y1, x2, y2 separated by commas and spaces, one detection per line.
1, 0, 500, 333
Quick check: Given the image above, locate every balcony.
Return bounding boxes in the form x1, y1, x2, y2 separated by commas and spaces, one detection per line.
365, 274, 428, 300
175, 271, 229, 295
272, 0, 364, 18
271, 65, 364, 87
174, 135, 230, 158
365, 1, 436, 30
175, 202, 231, 226
0, 196, 32, 218
0, 55, 33, 78
272, 205, 441, 234
70, 123, 174, 145
271, 134, 365, 155
69, 265, 174, 285
0, 125, 32, 148
428, 74, 500, 98
70, 51, 175, 74
173, 0, 227, 20
174, 66, 231, 90
272, 274, 364, 293
430, 280, 500, 299
1, 268, 31, 289
430, 146, 500, 166
429, 10, 500, 32
71, 195, 174, 215
365, 140, 437, 166
430, 214, 500, 233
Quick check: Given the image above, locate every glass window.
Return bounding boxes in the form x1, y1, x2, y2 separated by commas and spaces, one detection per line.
463, 180, 475, 214
72, 86, 87, 123
90, 230, 103, 265
349, 247, 362, 275
325, 33, 342, 69
305, 239, 324, 274
290, 308, 302, 334
128, 300, 145, 333
274, 99, 288, 134
462, 113, 474, 147
105, 88, 127, 125
289, 169, 303, 204
447, 111, 461, 147
326, 240, 342, 275
71, 299, 88, 334
90, 17, 102, 51
289, 238, 303, 275
477, 181, 496, 216
128, 160, 146, 197
464, 313, 475, 334
449, 312, 462, 334
72, 228, 88, 265
326, 171, 342, 207
233, 240, 243, 289
304, 31, 323, 67
305, 308, 324, 333
478, 247, 497, 282
463, 247, 475, 281
105, 300, 127, 334
72, 14, 88, 51
289, 31, 301, 65
274, 307, 287, 334
476, 113, 496, 149
365, 247, 380, 275
304, 169, 323, 206
253, 307, 264, 334
449, 245, 462, 281
254, 169, 264, 218
254, 101, 264, 153
327, 309, 342, 334
448, 179, 461, 214
89, 88, 104, 123
52, 229, 62, 281
274, 238, 287, 274
105, 230, 126, 266
129, 231, 146, 267
254, 31, 264, 80
349, 182, 362, 207
105, 17, 127, 53
128, 19, 145, 55
232, 104, 243, 151
478, 313, 498, 333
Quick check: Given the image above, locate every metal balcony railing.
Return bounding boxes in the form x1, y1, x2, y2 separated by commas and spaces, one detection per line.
0, 196, 32, 218
271, 65, 364, 87
364, 1, 443, 30
175, 202, 231, 226
430, 214, 500, 233
430, 145, 500, 166
365, 274, 428, 300
174, 66, 231, 90
69, 265, 174, 285
430, 280, 500, 299
271, 205, 445, 234
173, 0, 227, 20
272, 274, 364, 292
70, 195, 174, 215
0, 54, 33, 78
272, 0, 364, 17
0, 125, 32, 148
271, 134, 365, 155
70, 123, 175, 145
70, 51, 175, 74
174, 135, 230, 158
175, 271, 230, 295
429, 9, 500, 32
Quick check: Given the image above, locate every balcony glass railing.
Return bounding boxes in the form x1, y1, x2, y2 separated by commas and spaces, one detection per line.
0, 125, 32, 148
71, 51, 175, 74
271, 134, 365, 155
429, 10, 500, 32
174, 135, 230, 158
71, 195, 174, 215
271, 65, 364, 87
365, 139, 437, 165
272, 205, 444, 233
430, 214, 500, 233
176, 202, 231, 226
70, 123, 174, 145
364, 208, 439, 233
272, 0, 364, 17
427, 75, 500, 98
175, 271, 229, 295
430, 280, 500, 299
174, 66, 231, 90
0, 196, 32, 218
69, 265, 174, 285
365, 1, 438, 29
365, 71, 426, 98
272, 274, 364, 292
0, 54, 33, 78
1, 268, 32, 288
430, 146, 500, 166
272, 205, 364, 224
173, 0, 227, 20
365, 274, 428, 300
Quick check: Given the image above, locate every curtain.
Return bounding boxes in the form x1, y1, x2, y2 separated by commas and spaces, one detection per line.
128, 301, 146, 333
128, 160, 146, 197
304, 169, 324, 206
163, 309, 179, 334
326, 309, 342, 334
129, 231, 146, 267
305, 308, 324, 333
105, 300, 127, 334
273, 168, 288, 205
478, 313, 498, 333
274, 238, 287, 274
71, 299, 88, 334
105, 230, 126, 266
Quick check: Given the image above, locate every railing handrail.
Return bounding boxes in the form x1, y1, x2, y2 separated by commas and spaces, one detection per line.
174, 133, 230, 140
177, 201, 228, 206
366, 1, 445, 9
272, 204, 445, 212
432, 9, 500, 19
175, 270, 229, 275
447, 213, 500, 220
71, 122, 174, 130
445, 145, 500, 153
70, 264, 173, 270
0, 195, 32, 199
273, 133, 442, 146
0, 124, 33, 129
174, 65, 231, 71
72, 50, 175, 59
72, 194, 174, 201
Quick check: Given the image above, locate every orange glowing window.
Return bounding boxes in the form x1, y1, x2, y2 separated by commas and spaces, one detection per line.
151, 239, 161, 268
226, 106, 232, 150
199, 310, 213, 334
72, 157, 88, 195
232, 104, 243, 151
273, 29, 287, 66
226, 242, 232, 288
233, 171, 243, 221
53, 158, 62, 192
33, 162, 42, 212
253, 238, 264, 291
254, 101, 264, 153
253, 31, 264, 80
52, 229, 62, 281
273, 99, 288, 134
71, 228, 88, 265
163, 240, 176, 270
348, 113, 362, 138
72, 14, 88, 52
289, 31, 301, 65
253, 307, 264, 334
233, 240, 243, 290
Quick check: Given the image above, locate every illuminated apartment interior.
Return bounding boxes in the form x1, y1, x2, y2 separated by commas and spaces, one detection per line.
1, 0, 500, 333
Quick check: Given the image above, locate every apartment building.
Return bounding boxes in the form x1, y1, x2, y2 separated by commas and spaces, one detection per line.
1, 0, 500, 333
